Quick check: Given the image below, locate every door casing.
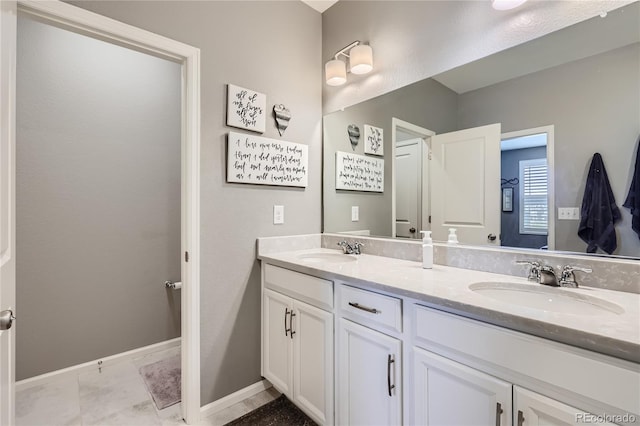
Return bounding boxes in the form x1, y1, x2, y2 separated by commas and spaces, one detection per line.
0, 1, 202, 424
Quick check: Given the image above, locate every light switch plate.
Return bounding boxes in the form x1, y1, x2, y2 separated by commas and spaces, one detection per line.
351, 206, 359, 222
273, 205, 284, 224
558, 207, 580, 220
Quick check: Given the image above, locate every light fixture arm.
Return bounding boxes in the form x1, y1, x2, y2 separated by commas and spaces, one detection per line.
333, 40, 361, 60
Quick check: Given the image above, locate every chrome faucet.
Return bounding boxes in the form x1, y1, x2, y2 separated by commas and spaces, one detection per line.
337, 240, 365, 255
516, 260, 593, 288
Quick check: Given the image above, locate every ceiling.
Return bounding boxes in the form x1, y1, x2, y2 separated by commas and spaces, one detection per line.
301, 0, 338, 13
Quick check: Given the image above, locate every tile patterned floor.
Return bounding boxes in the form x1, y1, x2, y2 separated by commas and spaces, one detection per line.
16, 346, 280, 426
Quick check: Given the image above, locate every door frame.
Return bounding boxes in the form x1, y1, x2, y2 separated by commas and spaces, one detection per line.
391, 118, 435, 238
0, 1, 202, 424
501, 125, 555, 251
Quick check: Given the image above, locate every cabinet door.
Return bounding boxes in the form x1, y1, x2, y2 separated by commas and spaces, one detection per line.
293, 300, 333, 425
338, 319, 402, 426
263, 289, 293, 396
514, 387, 616, 426
413, 347, 511, 426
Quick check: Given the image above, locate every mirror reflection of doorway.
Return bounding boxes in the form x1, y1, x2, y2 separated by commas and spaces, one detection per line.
392, 119, 434, 239
500, 126, 555, 250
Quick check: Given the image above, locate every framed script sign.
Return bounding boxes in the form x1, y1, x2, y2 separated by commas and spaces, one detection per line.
227, 132, 308, 187
226, 84, 266, 133
335, 151, 384, 192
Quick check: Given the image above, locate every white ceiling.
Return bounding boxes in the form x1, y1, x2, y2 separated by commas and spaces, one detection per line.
301, 0, 338, 13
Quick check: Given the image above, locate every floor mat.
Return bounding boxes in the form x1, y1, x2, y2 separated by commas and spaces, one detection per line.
225, 395, 316, 426
138, 354, 181, 410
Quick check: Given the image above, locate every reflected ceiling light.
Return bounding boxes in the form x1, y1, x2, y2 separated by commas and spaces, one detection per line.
491, 0, 527, 10
325, 40, 373, 86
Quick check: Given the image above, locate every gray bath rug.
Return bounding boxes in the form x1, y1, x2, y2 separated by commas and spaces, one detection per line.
139, 355, 181, 410
225, 395, 316, 426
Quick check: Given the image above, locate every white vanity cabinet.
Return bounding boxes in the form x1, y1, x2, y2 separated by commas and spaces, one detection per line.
412, 304, 638, 426
262, 265, 334, 425
337, 284, 403, 426
413, 347, 511, 426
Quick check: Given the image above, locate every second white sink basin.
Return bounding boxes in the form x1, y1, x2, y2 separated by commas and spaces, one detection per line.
469, 282, 624, 316
297, 252, 358, 264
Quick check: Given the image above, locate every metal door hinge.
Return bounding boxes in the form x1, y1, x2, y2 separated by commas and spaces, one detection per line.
185, 251, 189, 262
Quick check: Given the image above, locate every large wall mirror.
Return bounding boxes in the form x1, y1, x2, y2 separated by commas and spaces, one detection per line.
323, 2, 640, 258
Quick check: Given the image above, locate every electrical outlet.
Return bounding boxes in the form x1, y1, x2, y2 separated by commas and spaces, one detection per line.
351, 206, 359, 222
558, 207, 580, 220
273, 205, 284, 224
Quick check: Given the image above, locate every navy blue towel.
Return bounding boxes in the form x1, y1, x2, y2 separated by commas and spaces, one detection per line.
578, 153, 621, 254
623, 138, 640, 240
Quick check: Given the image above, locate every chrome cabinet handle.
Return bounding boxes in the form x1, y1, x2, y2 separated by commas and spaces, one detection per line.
387, 354, 395, 397
284, 308, 291, 337
348, 302, 381, 314
289, 311, 296, 339
496, 402, 503, 426
517, 410, 525, 426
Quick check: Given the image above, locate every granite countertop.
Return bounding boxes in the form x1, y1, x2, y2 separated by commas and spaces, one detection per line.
258, 248, 640, 363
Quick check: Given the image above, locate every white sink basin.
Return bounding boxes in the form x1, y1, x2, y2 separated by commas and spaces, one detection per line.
297, 252, 358, 264
469, 282, 624, 316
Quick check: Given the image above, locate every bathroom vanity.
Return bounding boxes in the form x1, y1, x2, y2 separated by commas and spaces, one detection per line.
258, 237, 639, 426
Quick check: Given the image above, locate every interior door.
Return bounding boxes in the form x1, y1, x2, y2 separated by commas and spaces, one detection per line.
0, 1, 17, 425
431, 123, 501, 245
395, 139, 422, 239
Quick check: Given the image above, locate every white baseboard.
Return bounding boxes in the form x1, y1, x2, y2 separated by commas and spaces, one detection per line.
200, 379, 273, 419
16, 337, 181, 392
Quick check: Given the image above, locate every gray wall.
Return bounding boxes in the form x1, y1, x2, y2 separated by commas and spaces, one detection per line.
458, 43, 640, 256
323, 78, 457, 235
68, 1, 322, 405
322, 0, 634, 114
16, 16, 182, 379
500, 147, 548, 250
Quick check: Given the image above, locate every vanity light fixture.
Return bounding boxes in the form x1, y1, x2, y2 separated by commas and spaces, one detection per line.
491, 0, 527, 10
325, 40, 373, 86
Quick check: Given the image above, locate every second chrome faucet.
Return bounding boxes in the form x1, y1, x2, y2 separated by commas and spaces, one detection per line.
516, 260, 592, 288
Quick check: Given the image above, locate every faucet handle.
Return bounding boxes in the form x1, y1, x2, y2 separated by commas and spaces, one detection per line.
337, 241, 349, 253
560, 265, 592, 288
516, 260, 541, 281
352, 241, 364, 255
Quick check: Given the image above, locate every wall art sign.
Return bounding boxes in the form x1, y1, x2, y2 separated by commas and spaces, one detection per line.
227, 131, 308, 187
226, 84, 266, 133
335, 151, 384, 192
364, 124, 384, 156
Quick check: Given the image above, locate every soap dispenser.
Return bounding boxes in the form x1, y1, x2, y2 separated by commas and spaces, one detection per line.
447, 228, 459, 244
420, 230, 433, 269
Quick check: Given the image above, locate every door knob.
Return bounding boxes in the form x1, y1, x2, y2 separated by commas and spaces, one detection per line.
0, 310, 15, 331
488, 234, 497, 241
409, 227, 416, 233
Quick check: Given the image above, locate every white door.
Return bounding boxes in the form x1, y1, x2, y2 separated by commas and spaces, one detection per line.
395, 139, 422, 239
413, 347, 511, 426
0, 1, 17, 424
263, 289, 293, 396
338, 318, 402, 426
514, 387, 615, 426
431, 123, 501, 245
292, 300, 333, 425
